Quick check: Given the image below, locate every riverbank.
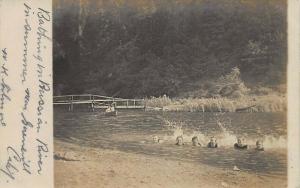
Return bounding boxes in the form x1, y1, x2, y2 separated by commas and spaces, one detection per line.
54, 140, 287, 188
145, 94, 286, 112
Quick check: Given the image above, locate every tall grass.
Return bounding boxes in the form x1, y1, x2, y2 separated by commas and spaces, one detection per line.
145, 95, 173, 108
145, 95, 286, 112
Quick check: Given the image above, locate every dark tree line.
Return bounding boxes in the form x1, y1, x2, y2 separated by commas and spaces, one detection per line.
53, 0, 286, 98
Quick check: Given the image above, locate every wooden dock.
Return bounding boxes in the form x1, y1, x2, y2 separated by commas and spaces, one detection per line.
53, 94, 145, 111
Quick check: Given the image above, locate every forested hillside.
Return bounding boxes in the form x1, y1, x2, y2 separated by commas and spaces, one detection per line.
53, 0, 286, 98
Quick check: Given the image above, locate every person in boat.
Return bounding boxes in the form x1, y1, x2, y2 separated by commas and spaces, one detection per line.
255, 140, 264, 151
176, 136, 184, 146
207, 137, 218, 148
105, 104, 112, 112
234, 138, 248, 150
192, 136, 201, 146
105, 103, 116, 113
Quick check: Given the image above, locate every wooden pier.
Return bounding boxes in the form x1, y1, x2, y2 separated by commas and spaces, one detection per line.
53, 94, 145, 111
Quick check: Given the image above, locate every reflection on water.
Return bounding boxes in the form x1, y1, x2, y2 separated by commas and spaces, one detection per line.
54, 110, 287, 178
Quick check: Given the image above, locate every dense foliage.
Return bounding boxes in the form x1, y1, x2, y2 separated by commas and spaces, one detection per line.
54, 0, 286, 98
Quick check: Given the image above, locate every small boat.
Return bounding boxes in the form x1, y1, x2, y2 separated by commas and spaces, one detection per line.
105, 110, 117, 116
105, 103, 117, 116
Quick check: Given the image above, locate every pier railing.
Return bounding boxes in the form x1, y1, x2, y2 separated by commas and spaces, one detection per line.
53, 94, 145, 111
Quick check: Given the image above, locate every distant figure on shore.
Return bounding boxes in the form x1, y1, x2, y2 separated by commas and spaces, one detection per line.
207, 137, 218, 148
192, 136, 201, 146
176, 136, 184, 146
255, 140, 264, 151
234, 138, 248, 150
153, 135, 163, 144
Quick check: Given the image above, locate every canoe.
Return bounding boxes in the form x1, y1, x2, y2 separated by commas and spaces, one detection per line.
236, 105, 256, 112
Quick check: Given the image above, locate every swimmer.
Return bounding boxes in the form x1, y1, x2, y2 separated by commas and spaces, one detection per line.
176, 136, 184, 146
234, 138, 248, 150
255, 140, 264, 151
207, 137, 218, 148
153, 135, 163, 143
192, 136, 201, 146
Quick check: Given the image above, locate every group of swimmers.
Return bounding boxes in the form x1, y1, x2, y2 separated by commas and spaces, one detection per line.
153, 135, 265, 151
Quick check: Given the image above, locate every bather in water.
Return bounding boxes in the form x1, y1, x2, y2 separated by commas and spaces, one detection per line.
234, 138, 248, 150
175, 136, 184, 146
153, 135, 163, 143
207, 137, 218, 148
192, 136, 201, 147
255, 140, 264, 151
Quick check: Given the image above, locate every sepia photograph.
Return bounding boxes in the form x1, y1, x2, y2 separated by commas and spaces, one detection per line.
53, 0, 288, 187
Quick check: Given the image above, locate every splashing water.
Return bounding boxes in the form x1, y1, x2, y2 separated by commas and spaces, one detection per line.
162, 119, 184, 140
215, 120, 237, 147
161, 116, 287, 149
55, 110, 287, 177
258, 135, 287, 149
215, 118, 287, 149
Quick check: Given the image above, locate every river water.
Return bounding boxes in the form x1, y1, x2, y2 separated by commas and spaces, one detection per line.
54, 110, 287, 178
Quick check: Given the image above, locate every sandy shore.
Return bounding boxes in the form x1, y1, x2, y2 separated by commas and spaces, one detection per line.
54, 140, 287, 188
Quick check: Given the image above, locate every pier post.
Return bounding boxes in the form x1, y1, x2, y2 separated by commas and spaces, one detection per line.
69, 95, 74, 112
71, 95, 74, 111
68, 97, 71, 111
91, 95, 95, 112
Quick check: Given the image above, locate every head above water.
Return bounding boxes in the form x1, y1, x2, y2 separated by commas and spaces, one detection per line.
208, 137, 217, 148
153, 135, 159, 143
237, 137, 247, 145
210, 137, 217, 143
192, 136, 198, 142
192, 136, 200, 146
237, 138, 242, 144
256, 140, 264, 149
176, 136, 184, 146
